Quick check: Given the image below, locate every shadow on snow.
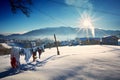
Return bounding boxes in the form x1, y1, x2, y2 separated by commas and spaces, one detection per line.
0, 55, 56, 79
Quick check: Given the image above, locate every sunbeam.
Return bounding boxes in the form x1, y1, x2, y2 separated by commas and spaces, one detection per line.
78, 12, 97, 38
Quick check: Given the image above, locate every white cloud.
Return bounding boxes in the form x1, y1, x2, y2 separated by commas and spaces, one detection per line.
65, 0, 76, 5
65, 0, 93, 12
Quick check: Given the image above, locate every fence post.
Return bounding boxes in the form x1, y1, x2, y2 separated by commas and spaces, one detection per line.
54, 34, 60, 55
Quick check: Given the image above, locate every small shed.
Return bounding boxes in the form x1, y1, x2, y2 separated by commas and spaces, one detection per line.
118, 39, 120, 45
102, 36, 119, 45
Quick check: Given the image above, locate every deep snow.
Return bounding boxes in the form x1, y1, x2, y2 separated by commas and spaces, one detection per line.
0, 45, 120, 80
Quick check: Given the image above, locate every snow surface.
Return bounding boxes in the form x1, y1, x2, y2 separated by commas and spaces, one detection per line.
0, 45, 120, 80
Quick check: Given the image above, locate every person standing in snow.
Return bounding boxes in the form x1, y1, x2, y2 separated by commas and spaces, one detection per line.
11, 55, 17, 68
32, 48, 37, 62
37, 47, 42, 59
23, 48, 32, 63
41, 44, 45, 52
10, 47, 20, 68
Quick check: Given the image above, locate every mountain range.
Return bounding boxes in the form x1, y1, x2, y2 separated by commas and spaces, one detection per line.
0, 27, 120, 40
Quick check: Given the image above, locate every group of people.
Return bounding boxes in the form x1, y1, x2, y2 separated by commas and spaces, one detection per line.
10, 46, 44, 68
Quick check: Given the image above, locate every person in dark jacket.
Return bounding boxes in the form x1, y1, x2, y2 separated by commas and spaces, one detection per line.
32, 48, 37, 62
37, 47, 42, 59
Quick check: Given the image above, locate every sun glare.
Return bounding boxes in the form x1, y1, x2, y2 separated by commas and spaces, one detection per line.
82, 18, 92, 28
79, 12, 95, 37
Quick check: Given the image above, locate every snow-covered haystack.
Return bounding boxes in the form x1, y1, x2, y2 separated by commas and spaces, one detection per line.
0, 45, 120, 80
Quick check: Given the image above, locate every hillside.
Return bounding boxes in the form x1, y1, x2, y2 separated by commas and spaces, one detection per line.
0, 43, 11, 55
0, 27, 120, 40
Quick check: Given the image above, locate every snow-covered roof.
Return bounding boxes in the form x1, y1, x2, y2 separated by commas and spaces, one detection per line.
103, 35, 119, 40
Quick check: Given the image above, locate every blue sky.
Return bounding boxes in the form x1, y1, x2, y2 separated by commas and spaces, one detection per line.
0, 0, 120, 34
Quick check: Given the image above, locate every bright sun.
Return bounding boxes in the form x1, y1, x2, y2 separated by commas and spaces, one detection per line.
83, 18, 92, 27
79, 12, 95, 37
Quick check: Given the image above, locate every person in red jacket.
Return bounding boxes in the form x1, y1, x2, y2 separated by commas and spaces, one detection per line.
11, 56, 17, 68
10, 47, 20, 68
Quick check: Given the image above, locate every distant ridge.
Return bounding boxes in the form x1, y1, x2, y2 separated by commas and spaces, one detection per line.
0, 26, 120, 40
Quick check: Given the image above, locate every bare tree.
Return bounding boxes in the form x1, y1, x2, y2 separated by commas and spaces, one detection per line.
9, 0, 32, 17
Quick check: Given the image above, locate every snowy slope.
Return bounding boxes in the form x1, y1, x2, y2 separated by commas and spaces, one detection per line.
0, 45, 120, 80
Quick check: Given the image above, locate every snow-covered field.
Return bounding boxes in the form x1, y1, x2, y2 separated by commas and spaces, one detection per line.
0, 45, 120, 80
